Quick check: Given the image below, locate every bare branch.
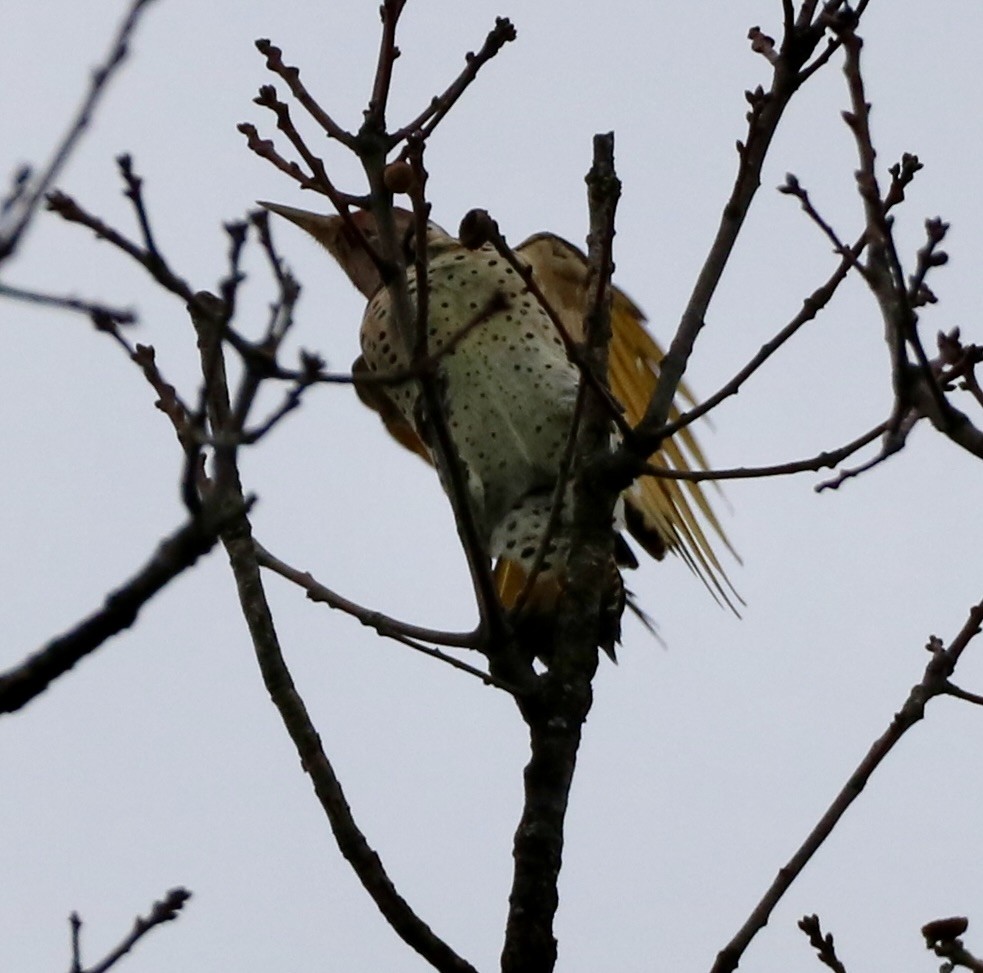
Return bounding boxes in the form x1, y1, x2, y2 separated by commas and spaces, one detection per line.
254, 541, 479, 650
46, 188, 197, 304
834, 25, 983, 463
72, 888, 191, 973
0, 0, 159, 262
253, 39, 354, 146
779, 173, 871, 282
190, 298, 479, 973
501, 132, 622, 973
0, 499, 245, 716
798, 914, 848, 973
457, 207, 632, 439
0, 281, 136, 326
367, 0, 408, 128
250, 88, 357, 224
389, 146, 513, 656
391, 17, 518, 147
635, 11, 834, 448
711, 597, 983, 973
661, 154, 918, 442
815, 420, 909, 492
252, 542, 528, 691
643, 421, 885, 482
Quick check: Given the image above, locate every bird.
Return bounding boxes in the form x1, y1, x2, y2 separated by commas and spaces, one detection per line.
262, 202, 734, 652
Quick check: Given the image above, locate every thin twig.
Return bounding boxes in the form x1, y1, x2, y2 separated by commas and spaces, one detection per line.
46, 190, 197, 304
391, 17, 518, 147
253, 542, 527, 691
458, 208, 632, 439
0, 281, 136, 326
779, 174, 871, 282
191, 291, 480, 973
798, 914, 848, 973
392, 148, 511, 653
660, 154, 919, 442
0, 0, 159, 262
74, 888, 191, 973
254, 40, 354, 146
501, 133, 621, 973
643, 421, 885, 482
798, 0, 871, 84
254, 542, 479, 650
367, 0, 408, 127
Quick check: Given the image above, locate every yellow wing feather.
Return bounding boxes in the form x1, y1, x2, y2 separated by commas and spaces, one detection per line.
518, 232, 739, 608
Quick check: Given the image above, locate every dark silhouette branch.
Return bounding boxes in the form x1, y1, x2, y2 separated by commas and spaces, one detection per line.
636, 5, 844, 447
500, 133, 621, 973
253, 39, 355, 147
253, 541, 483, 652
642, 421, 885, 482
0, 500, 242, 717
661, 151, 923, 442
831, 24, 983, 465
0, 281, 136, 326
367, 0, 408, 129
190, 295, 479, 973
459, 207, 632, 439
798, 914, 849, 973
70, 887, 191, 973
0, 0, 159, 263
711, 596, 983, 973
46, 186, 197, 305
391, 17, 518, 147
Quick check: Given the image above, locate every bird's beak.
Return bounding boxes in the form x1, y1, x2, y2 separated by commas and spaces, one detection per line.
258, 201, 338, 246
260, 201, 384, 298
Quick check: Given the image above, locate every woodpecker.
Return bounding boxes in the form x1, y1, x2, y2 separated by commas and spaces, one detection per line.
263, 203, 733, 650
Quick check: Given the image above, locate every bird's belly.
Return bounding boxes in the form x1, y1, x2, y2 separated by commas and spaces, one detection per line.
361, 245, 580, 535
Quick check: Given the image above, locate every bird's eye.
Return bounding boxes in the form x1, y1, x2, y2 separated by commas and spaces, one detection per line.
401, 225, 419, 262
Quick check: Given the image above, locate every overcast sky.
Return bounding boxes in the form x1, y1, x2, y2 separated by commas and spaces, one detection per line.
3, 2, 983, 972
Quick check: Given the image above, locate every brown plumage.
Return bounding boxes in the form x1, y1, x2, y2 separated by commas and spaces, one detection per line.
262, 203, 736, 642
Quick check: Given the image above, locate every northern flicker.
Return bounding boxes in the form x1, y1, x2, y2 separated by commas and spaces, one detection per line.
262, 202, 733, 645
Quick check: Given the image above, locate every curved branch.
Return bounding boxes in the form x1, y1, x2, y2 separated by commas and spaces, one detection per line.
192, 306, 477, 973
253, 541, 478, 648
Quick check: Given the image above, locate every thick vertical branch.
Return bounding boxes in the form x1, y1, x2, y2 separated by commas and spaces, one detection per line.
501, 134, 621, 973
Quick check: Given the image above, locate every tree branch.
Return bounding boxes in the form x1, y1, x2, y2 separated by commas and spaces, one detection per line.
711, 597, 983, 973
636, 8, 838, 447
500, 132, 621, 973
71, 888, 191, 973
643, 421, 885, 483
0, 501, 240, 716
390, 17, 517, 147
191, 300, 478, 973
253, 541, 481, 651
0, 0, 159, 263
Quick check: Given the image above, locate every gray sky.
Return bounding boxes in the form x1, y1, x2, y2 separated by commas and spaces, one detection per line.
3, 2, 983, 971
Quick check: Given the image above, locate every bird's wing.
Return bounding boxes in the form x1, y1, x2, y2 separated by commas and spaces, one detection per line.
351, 355, 432, 462
516, 232, 739, 606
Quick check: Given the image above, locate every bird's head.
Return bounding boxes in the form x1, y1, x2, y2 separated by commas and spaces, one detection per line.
259, 202, 449, 298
